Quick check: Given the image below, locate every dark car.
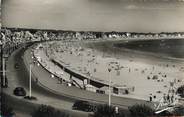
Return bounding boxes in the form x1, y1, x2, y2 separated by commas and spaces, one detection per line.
13, 87, 26, 96
72, 100, 97, 112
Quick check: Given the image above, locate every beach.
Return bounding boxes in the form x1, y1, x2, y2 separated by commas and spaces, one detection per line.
35, 39, 184, 101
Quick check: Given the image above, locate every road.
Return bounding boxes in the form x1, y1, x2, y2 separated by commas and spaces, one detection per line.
4, 44, 89, 117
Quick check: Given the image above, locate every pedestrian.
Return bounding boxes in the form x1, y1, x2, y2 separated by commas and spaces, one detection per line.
171, 95, 174, 103
149, 96, 152, 102
167, 94, 170, 103
163, 94, 167, 103
35, 78, 38, 83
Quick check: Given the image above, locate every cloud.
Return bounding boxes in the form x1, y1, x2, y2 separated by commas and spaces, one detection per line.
2, 0, 184, 32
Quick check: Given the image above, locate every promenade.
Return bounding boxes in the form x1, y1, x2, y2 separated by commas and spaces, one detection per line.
22, 43, 154, 108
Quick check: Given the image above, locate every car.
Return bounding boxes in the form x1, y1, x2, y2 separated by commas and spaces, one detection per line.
72, 100, 97, 112
13, 87, 26, 96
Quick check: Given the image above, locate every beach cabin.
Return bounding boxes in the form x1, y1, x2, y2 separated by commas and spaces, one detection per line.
85, 84, 96, 92
99, 86, 113, 95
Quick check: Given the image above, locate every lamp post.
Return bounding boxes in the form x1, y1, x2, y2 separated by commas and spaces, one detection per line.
0, 57, 8, 88
24, 56, 36, 100
2, 57, 7, 87
0, 40, 3, 86
29, 64, 32, 97
62, 66, 65, 84
87, 53, 91, 85
0, 40, 8, 88
108, 66, 112, 106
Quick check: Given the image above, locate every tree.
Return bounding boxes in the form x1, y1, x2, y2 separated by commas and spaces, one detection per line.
173, 106, 184, 116
128, 104, 154, 117
177, 85, 184, 97
32, 105, 69, 117
94, 104, 125, 117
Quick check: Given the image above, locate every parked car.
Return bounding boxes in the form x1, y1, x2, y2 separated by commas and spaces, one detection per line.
72, 100, 97, 112
13, 87, 26, 96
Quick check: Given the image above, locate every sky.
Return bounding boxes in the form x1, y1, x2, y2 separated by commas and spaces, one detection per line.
2, 0, 184, 32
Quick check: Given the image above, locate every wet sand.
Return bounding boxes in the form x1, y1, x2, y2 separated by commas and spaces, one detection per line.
114, 39, 184, 58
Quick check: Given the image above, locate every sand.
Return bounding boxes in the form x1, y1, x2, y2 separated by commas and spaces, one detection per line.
34, 40, 184, 102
